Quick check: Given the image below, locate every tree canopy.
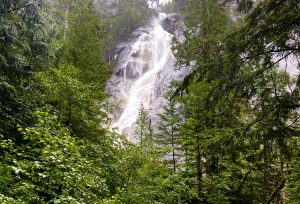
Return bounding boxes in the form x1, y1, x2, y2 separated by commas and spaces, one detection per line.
0, 0, 299, 203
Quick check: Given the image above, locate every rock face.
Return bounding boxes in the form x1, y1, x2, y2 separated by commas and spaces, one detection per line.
107, 13, 189, 141
112, 27, 153, 80
161, 13, 182, 34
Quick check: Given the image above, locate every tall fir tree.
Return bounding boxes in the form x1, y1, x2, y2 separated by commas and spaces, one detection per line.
135, 104, 153, 147
156, 91, 183, 172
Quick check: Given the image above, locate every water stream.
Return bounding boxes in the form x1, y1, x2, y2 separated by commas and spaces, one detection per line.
110, 14, 173, 140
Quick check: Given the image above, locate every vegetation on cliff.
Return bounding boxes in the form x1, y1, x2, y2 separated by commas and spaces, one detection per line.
0, 0, 299, 203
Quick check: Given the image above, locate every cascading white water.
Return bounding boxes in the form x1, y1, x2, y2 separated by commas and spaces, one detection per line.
111, 14, 173, 140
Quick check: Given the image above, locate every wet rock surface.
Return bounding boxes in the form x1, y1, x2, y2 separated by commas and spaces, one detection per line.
161, 13, 182, 34
107, 13, 190, 140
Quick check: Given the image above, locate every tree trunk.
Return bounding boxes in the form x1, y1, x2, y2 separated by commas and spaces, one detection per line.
196, 134, 202, 204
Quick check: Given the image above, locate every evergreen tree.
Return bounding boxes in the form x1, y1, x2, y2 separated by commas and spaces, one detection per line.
156, 94, 182, 172
0, 0, 52, 136
173, 0, 300, 203
61, 0, 110, 89
135, 104, 152, 146
1, 0, 299, 202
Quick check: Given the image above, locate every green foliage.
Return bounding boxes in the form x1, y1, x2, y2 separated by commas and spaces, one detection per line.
160, 0, 188, 13
36, 64, 106, 138
111, 145, 195, 204
156, 88, 183, 172
286, 159, 300, 203
1, 1, 118, 203
52, 0, 113, 145
62, 0, 110, 87
100, 0, 151, 57
170, 0, 300, 203
135, 104, 153, 146
0, 110, 110, 202
0, 0, 55, 136
1, 0, 299, 203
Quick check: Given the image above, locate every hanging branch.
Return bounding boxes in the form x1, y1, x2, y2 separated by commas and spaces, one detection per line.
236, 170, 251, 194
265, 177, 286, 204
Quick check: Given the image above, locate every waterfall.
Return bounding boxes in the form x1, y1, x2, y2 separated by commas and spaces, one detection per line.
109, 14, 171, 140
108, 12, 188, 141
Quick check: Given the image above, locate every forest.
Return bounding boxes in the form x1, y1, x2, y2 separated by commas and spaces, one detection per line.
0, 0, 299, 203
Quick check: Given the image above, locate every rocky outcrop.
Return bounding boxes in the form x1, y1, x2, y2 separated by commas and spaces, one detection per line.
107, 13, 190, 140
161, 13, 182, 34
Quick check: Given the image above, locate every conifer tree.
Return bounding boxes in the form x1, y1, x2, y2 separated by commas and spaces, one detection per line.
135, 104, 152, 147
0, 0, 52, 136
173, 0, 300, 203
156, 94, 182, 172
